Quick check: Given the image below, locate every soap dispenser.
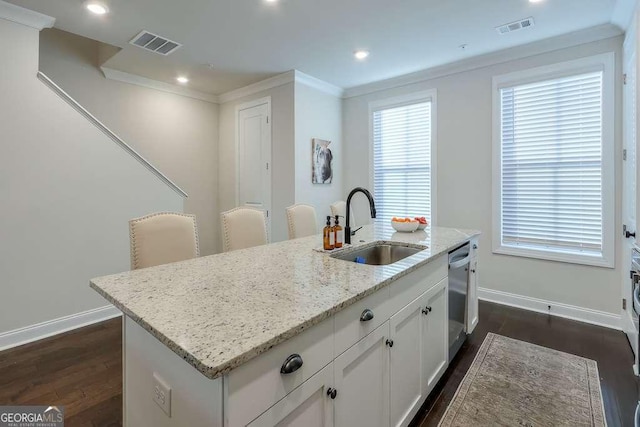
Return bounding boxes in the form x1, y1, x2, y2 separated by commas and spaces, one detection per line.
323, 216, 335, 250
334, 215, 343, 249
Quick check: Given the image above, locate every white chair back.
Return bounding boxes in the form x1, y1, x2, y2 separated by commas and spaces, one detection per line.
286, 204, 318, 239
221, 207, 268, 252
330, 201, 355, 226
129, 212, 199, 270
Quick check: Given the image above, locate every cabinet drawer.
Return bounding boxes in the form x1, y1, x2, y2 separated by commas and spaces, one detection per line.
225, 318, 334, 427
334, 286, 391, 356
388, 255, 447, 315
247, 363, 334, 427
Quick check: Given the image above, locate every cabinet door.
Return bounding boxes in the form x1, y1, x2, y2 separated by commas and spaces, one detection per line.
248, 364, 334, 427
467, 260, 479, 334
333, 322, 389, 427
389, 295, 425, 427
422, 278, 448, 393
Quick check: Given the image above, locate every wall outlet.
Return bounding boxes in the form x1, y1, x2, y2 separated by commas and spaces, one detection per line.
152, 372, 171, 417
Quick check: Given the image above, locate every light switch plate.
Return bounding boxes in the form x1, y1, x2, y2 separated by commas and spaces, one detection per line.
152, 372, 171, 416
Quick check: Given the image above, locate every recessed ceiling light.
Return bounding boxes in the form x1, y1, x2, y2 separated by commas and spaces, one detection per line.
354, 50, 370, 60
176, 76, 189, 84
529, 0, 544, 3
84, 1, 109, 15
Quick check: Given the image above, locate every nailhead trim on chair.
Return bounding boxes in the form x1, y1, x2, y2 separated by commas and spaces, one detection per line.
220, 206, 267, 252
286, 204, 315, 239
129, 212, 200, 270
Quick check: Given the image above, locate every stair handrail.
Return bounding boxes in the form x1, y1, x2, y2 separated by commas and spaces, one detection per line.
37, 71, 188, 198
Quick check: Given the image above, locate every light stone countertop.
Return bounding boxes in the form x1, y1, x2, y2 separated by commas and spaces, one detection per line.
90, 223, 480, 379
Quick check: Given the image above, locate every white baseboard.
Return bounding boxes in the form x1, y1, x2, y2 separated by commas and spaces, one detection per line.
0, 305, 122, 351
478, 287, 621, 330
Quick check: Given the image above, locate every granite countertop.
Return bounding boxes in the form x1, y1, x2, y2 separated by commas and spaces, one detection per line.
90, 223, 480, 379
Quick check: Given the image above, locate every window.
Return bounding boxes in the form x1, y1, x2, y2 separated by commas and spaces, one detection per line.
493, 54, 615, 267
371, 92, 435, 225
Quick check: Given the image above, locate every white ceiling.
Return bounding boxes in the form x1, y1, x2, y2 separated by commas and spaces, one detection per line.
7, 0, 624, 95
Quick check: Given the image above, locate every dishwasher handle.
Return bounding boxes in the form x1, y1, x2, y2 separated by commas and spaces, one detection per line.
449, 255, 470, 270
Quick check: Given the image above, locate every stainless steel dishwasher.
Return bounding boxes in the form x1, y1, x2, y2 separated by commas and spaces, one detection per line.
448, 243, 470, 362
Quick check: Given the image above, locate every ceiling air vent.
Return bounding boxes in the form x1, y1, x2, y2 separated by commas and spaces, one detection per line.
496, 17, 535, 35
129, 30, 182, 56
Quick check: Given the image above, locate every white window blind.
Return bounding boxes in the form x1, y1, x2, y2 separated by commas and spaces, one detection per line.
373, 100, 432, 224
499, 71, 604, 257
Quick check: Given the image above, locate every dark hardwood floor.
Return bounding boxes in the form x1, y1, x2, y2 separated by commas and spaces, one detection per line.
412, 301, 638, 427
0, 317, 122, 427
0, 302, 636, 426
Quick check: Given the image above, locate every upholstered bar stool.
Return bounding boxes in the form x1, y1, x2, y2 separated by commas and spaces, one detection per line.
129, 212, 200, 270
286, 204, 318, 239
221, 207, 268, 252
330, 200, 355, 226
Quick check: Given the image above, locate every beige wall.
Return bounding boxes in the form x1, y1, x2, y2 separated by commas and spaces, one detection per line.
343, 36, 624, 314
218, 83, 295, 250
0, 18, 183, 334
39, 29, 219, 255
294, 82, 343, 227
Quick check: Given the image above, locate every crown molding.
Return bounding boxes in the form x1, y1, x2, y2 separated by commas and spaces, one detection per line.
219, 71, 295, 104
611, 0, 637, 31
294, 70, 344, 97
0, 0, 54, 30
100, 67, 219, 104
343, 24, 623, 99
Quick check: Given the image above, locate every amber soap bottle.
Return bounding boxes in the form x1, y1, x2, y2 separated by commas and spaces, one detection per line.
334, 215, 343, 249
323, 216, 335, 250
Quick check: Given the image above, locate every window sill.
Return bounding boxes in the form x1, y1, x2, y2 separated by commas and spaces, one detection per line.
493, 244, 614, 269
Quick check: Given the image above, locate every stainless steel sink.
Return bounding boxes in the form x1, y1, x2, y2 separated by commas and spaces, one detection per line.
331, 242, 424, 266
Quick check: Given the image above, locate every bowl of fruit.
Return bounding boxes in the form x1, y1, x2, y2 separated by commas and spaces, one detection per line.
415, 217, 428, 230
391, 217, 420, 232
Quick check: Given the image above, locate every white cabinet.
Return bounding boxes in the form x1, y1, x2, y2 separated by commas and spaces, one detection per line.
226, 318, 334, 426
333, 322, 390, 427
467, 238, 479, 334
389, 294, 425, 427
219, 251, 476, 427
248, 364, 334, 427
389, 277, 448, 427
421, 278, 448, 392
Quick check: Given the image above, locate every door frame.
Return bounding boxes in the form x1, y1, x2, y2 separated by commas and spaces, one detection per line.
235, 96, 272, 233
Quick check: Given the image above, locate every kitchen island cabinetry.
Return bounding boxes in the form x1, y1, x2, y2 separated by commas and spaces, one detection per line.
91, 225, 480, 426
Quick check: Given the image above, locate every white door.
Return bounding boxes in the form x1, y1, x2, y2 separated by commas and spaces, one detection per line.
248, 364, 334, 427
623, 17, 638, 346
422, 278, 448, 393
389, 296, 425, 427
237, 99, 271, 233
333, 322, 390, 427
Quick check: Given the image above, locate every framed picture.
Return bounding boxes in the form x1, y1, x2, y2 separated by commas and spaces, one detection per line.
312, 138, 333, 184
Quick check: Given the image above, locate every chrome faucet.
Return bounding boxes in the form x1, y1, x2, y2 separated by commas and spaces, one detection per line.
345, 187, 376, 244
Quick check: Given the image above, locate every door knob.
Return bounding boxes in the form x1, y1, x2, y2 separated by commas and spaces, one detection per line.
385, 339, 394, 347
626, 230, 636, 238
422, 306, 432, 315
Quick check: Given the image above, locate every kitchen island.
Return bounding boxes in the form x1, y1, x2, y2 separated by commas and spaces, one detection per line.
90, 224, 480, 427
